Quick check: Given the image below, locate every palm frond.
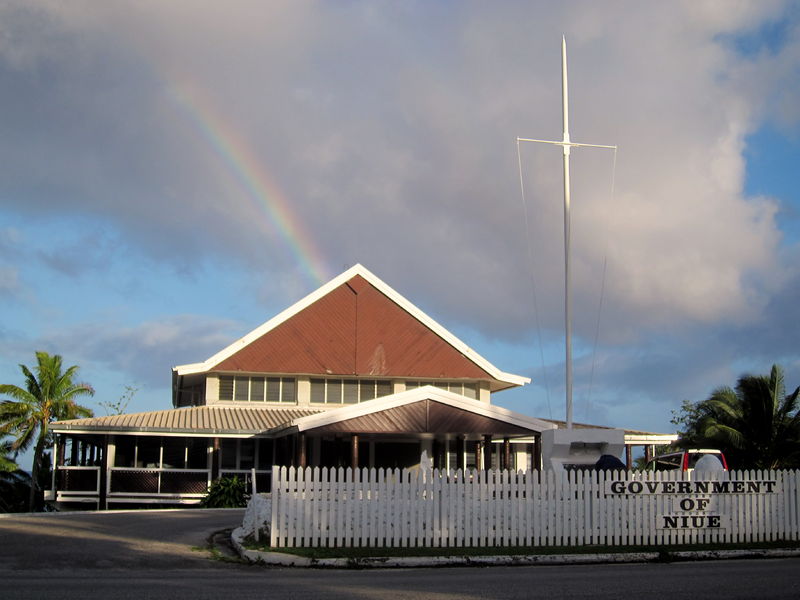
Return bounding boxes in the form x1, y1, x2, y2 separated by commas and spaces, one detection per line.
680, 365, 800, 469
703, 422, 747, 449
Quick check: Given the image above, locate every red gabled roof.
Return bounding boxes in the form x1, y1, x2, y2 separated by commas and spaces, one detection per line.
174, 265, 529, 388
213, 273, 491, 379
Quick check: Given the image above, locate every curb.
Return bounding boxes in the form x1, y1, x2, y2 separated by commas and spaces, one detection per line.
229, 529, 800, 568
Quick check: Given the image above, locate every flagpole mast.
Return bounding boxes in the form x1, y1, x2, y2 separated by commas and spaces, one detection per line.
561, 35, 574, 429
517, 36, 616, 432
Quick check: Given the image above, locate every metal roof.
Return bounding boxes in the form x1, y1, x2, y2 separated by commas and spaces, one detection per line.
287, 386, 557, 435
51, 405, 323, 436
49, 396, 675, 443
173, 264, 529, 391
50, 388, 555, 438
539, 418, 678, 442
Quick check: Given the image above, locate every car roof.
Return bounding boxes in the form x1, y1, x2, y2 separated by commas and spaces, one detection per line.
649, 449, 722, 459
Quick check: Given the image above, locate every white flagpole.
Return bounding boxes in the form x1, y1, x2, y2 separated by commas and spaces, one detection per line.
561, 35, 574, 429
518, 36, 616, 431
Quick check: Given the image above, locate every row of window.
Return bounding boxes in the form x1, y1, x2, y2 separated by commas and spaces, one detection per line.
114, 436, 209, 469
309, 378, 393, 404
109, 436, 532, 472
406, 380, 478, 399
217, 375, 480, 404
112, 436, 275, 471
220, 438, 273, 470
219, 376, 296, 403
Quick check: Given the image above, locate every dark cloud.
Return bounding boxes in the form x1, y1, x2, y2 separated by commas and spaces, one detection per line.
1, 1, 800, 432
0, 3, 791, 341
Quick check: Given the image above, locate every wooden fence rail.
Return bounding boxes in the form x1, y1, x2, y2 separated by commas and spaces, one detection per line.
268, 466, 800, 548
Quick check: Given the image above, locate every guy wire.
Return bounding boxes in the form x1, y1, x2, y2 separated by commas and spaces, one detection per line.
517, 138, 553, 420
584, 146, 618, 419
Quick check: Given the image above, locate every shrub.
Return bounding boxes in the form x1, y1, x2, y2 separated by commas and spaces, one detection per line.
201, 476, 249, 508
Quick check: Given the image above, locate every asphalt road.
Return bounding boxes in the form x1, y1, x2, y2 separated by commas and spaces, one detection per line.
0, 508, 245, 570
2, 510, 800, 599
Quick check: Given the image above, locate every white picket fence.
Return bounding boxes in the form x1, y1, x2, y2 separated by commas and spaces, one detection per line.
268, 466, 800, 548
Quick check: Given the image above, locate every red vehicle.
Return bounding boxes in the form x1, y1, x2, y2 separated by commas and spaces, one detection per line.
645, 449, 728, 472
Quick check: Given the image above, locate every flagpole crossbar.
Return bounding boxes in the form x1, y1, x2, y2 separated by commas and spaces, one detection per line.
517, 137, 617, 151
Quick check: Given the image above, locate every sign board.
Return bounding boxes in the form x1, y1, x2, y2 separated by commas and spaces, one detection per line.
605, 478, 779, 530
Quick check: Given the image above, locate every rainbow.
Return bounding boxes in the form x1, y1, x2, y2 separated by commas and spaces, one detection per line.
168, 81, 329, 286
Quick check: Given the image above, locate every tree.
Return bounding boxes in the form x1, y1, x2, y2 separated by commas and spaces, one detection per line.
674, 365, 800, 469
0, 432, 19, 473
0, 437, 31, 513
98, 384, 138, 416
0, 352, 94, 511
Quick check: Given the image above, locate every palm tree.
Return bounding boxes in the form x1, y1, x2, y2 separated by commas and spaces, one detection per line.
0, 352, 94, 511
0, 432, 19, 473
0, 433, 31, 513
678, 365, 800, 469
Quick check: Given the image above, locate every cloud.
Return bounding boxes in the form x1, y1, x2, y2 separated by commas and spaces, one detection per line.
0, 228, 22, 296
1, 1, 800, 431
36, 315, 242, 389
0, 265, 20, 297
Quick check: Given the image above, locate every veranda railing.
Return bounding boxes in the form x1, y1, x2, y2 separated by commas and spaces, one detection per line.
109, 467, 210, 496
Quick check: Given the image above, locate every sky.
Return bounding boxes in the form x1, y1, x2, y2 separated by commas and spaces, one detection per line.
2, 1, 800, 470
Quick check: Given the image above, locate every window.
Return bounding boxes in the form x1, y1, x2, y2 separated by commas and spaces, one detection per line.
466, 441, 478, 470
220, 439, 238, 470
361, 379, 392, 401
114, 437, 209, 469
250, 378, 265, 402
406, 380, 478, 399
219, 439, 270, 470
310, 378, 392, 404
186, 438, 208, 469
257, 439, 274, 468
343, 380, 358, 404
137, 442, 160, 468
177, 382, 205, 407
162, 438, 187, 468
240, 440, 255, 470
114, 437, 136, 468
234, 376, 249, 402
281, 379, 296, 403
219, 376, 234, 400
447, 444, 459, 471
218, 375, 296, 403
310, 379, 326, 404
327, 379, 342, 403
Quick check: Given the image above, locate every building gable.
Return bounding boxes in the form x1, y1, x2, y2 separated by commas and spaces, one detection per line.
288, 386, 556, 437
302, 399, 534, 436
215, 274, 493, 379
176, 265, 528, 388
216, 279, 358, 375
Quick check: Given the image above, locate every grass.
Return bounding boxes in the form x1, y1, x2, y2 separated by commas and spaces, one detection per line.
241, 538, 800, 560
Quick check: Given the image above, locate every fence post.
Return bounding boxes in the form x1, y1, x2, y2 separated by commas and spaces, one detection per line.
251, 467, 259, 542
269, 466, 279, 547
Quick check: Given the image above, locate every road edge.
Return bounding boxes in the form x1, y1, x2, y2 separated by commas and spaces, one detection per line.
229, 527, 800, 568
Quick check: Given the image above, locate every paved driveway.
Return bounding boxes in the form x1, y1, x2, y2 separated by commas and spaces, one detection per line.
0, 508, 245, 570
